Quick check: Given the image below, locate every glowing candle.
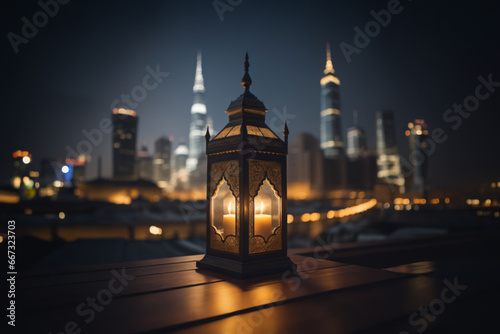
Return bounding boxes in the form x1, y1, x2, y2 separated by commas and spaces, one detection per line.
254, 201, 272, 238
223, 201, 235, 236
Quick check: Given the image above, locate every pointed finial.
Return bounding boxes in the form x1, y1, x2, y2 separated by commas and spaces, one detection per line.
205, 126, 211, 141
283, 121, 289, 137
326, 42, 331, 61
241, 52, 252, 90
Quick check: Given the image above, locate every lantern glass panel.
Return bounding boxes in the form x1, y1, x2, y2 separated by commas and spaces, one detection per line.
211, 179, 237, 238
253, 179, 281, 240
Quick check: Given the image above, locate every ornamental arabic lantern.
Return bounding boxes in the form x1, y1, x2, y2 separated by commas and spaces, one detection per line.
197, 53, 295, 278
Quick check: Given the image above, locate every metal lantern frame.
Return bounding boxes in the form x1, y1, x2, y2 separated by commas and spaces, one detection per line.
197, 54, 295, 278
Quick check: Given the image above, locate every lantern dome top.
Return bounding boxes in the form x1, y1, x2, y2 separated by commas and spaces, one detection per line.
226, 53, 267, 114
226, 90, 267, 111
208, 53, 288, 156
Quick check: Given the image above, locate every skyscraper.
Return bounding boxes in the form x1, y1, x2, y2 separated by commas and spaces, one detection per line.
406, 119, 429, 195
173, 138, 189, 190
347, 127, 367, 159
112, 108, 138, 180
187, 51, 208, 173
288, 133, 324, 199
346, 110, 367, 159
136, 144, 153, 181
375, 110, 405, 193
345, 112, 376, 190
153, 136, 171, 189
12, 150, 32, 189
320, 43, 344, 158
65, 155, 86, 186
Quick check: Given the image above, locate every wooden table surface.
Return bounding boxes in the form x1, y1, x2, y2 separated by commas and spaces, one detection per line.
16, 230, 500, 333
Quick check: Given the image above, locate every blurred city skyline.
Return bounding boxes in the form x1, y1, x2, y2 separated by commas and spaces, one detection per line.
3, 0, 500, 191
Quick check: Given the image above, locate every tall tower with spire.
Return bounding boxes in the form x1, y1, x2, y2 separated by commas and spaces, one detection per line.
320, 43, 344, 159
187, 51, 208, 173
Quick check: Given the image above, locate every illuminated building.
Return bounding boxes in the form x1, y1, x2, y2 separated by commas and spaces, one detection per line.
153, 136, 171, 188
174, 139, 188, 172
376, 110, 405, 193
186, 51, 208, 173
345, 110, 375, 190
12, 150, 32, 188
112, 108, 138, 180
406, 119, 429, 195
12, 150, 38, 198
173, 139, 189, 190
347, 126, 367, 159
65, 155, 86, 186
319, 43, 347, 190
288, 133, 324, 199
320, 43, 344, 158
136, 144, 153, 181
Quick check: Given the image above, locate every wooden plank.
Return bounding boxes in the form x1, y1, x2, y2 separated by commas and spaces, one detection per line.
19, 264, 405, 333
19, 254, 204, 279
383, 261, 436, 275
21, 257, 345, 311
19, 256, 203, 289
19, 254, 340, 289
170, 276, 440, 334
20, 268, 229, 312
290, 254, 347, 271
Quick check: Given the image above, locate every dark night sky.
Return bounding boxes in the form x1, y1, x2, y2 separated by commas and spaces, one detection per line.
2, 0, 500, 191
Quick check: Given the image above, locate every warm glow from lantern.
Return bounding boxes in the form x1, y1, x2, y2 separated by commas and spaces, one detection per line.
254, 200, 272, 238
223, 200, 236, 236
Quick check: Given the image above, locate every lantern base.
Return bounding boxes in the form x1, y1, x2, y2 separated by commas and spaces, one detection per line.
197, 254, 296, 279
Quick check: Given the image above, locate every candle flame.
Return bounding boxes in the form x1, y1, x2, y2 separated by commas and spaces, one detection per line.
259, 201, 263, 215
228, 201, 233, 215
